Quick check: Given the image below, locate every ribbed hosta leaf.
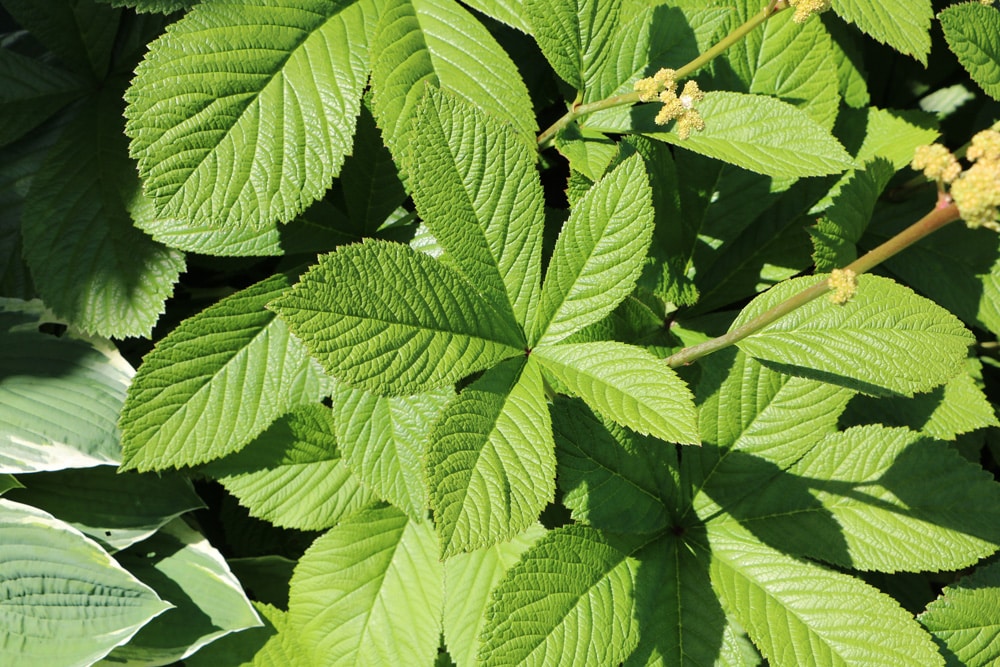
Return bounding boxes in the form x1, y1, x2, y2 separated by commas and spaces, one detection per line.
920, 559, 1000, 667
428, 357, 554, 556
288, 507, 443, 666
479, 525, 639, 667
940, 3, 1000, 101
524, 0, 619, 93
534, 342, 698, 445
120, 274, 330, 471
832, 0, 931, 64
332, 384, 452, 520
443, 523, 546, 667
733, 274, 974, 396
124, 0, 381, 230
531, 155, 654, 345
203, 405, 375, 530
707, 521, 943, 667
408, 89, 544, 328
270, 239, 525, 396
0, 500, 170, 667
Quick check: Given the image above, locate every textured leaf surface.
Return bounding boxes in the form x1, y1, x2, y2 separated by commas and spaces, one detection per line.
125, 0, 379, 229
832, 0, 932, 64
733, 274, 973, 396
120, 274, 329, 471
0, 500, 170, 667
940, 3, 1000, 101
428, 358, 554, 556
203, 405, 375, 530
95, 0, 195, 13
288, 507, 443, 666
842, 107, 939, 170
532, 155, 654, 345
920, 559, 1000, 667
534, 342, 698, 445
458, 0, 531, 33
109, 519, 262, 665
443, 524, 546, 667
479, 525, 638, 667
184, 602, 307, 667
0, 48, 85, 147
409, 89, 544, 326
525, 0, 618, 92
707, 521, 944, 667
332, 384, 451, 520
271, 239, 524, 395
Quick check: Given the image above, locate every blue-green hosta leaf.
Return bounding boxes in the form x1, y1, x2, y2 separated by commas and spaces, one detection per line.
707, 521, 944, 667
551, 397, 677, 534
428, 357, 554, 556
202, 405, 375, 531
120, 274, 330, 472
531, 155, 655, 345
183, 602, 307, 667
125, 0, 380, 230
22, 91, 185, 338
107, 519, 262, 666
0, 48, 86, 147
443, 523, 547, 667
5, 466, 204, 552
271, 240, 525, 395
0, 500, 170, 667
524, 0, 619, 93
409, 89, 544, 327
832, 0, 932, 64
479, 525, 639, 667
733, 274, 974, 396
0, 300, 132, 473
940, 3, 1000, 101
288, 507, 443, 666
332, 384, 452, 520
920, 559, 1000, 667
369, 0, 535, 156
536, 341, 698, 444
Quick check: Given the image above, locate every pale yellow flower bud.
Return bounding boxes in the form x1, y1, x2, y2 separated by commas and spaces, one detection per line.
828, 268, 858, 305
634, 68, 676, 103
911, 144, 962, 184
967, 129, 1000, 165
788, 0, 832, 23
951, 159, 1000, 231
653, 80, 706, 140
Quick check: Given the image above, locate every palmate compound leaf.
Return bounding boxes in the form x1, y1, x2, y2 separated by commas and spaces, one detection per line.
408, 88, 545, 329
530, 154, 655, 346
119, 274, 330, 472
532, 342, 699, 445
427, 357, 555, 557
706, 520, 944, 667
124, 0, 381, 230
288, 506, 443, 666
920, 559, 1000, 667
479, 525, 639, 667
940, 3, 1000, 102
0, 500, 170, 667
269, 239, 526, 396
732, 274, 974, 397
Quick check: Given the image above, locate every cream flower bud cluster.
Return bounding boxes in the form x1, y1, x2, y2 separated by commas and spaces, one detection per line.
634, 69, 706, 140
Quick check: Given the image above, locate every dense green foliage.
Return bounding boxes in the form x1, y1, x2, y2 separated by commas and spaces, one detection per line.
3, 0, 1000, 665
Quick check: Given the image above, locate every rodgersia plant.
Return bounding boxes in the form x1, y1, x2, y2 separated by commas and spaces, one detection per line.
3, 0, 1000, 665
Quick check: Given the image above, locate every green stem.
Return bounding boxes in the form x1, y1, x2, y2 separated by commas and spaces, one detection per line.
536, 0, 784, 149
663, 201, 963, 368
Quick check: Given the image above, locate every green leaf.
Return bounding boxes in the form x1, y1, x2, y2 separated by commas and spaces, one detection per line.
533, 342, 699, 445
428, 357, 554, 556
0, 500, 170, 667
732, 274, 974, 396
524, 0, 620, 92
107, 519, 262, 665
707, 520, 944, 667
531, 155, 655, 345
408, 88, 544, 327
940, 3, 1000, 101
832, 0, 932, 64
332, 384, 452, 520
369, 0, 536, 156
340, 102, 408, 235
443, 523, 546, 667
120, 274, 330, 471
183, 602, 307, 667
600, 92, 854, 179
22, 91, 185, 338
0, 48, 85, 147
479, 525, 639, 667
459, 0, 531, 33
920, 559, 1000, 667
202, 405, 376, 531
5, 466, 204, 552
288, 507, 443, 666
94, 0, 196, 14
845, 107, 939, 170
271, 240, 525, 395
125, 0, 380, 230
551, 397, 677, 533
